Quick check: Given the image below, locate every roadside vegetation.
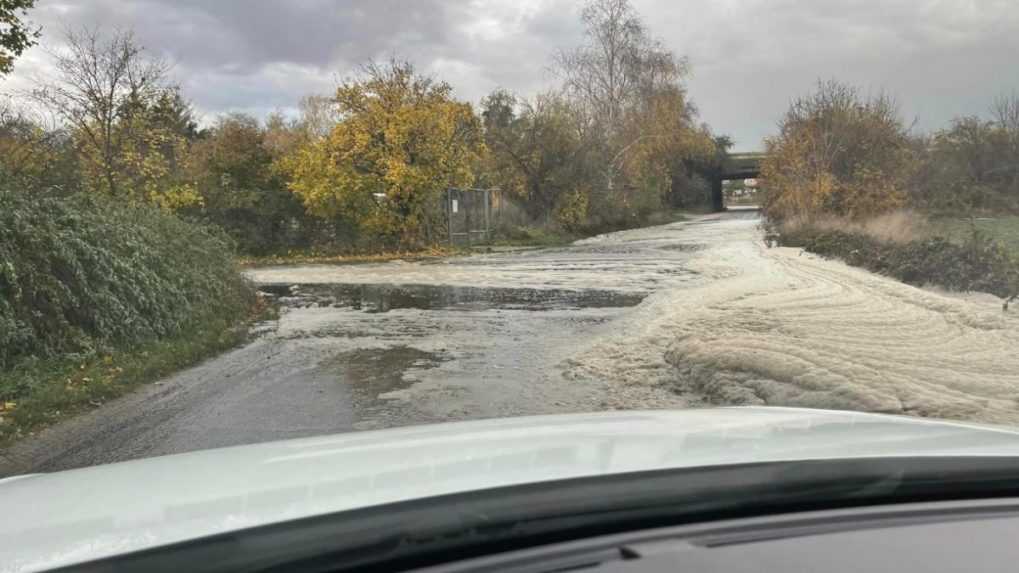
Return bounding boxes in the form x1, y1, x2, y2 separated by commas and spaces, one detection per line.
2, 0, 729, 260
0, 4, 263, 440
929, 216, 1019, 254
0, 189, 258, 440
761, 80, 1019, 305
0, 0, 727, 438
237, 246, 461, 268
776, 217, 1019, 307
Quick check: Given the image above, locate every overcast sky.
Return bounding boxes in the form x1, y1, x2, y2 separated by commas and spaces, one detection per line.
4, 0, 1019, 151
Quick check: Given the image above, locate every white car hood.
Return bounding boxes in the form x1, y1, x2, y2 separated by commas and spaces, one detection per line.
5, 407, 1019, 572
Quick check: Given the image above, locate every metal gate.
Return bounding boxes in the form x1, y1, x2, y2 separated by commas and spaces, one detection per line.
446, 187, 497, 246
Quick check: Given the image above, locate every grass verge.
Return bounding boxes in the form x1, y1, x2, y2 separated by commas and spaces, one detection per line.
929, 216, 1019, 256
487, 226, 579, 248
239, 245, 465, 267
772, 219, 1019, 306
0, 298, 275, 445
243, 211, 695, 264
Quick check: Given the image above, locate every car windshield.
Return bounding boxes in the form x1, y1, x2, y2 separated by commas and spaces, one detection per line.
1, 0, 1019, 478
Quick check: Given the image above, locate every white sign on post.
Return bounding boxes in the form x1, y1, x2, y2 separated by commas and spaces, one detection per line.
451, 199, 459, 213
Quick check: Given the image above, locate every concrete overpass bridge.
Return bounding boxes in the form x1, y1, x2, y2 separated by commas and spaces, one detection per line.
712, 152, 766, 211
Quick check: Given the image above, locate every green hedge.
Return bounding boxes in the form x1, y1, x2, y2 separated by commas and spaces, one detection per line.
0, 189, 254, 377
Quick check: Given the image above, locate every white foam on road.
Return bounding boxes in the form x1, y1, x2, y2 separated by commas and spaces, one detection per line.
567, 215, 1019, 425
245, 234, 703, 293
248, 211, 1019, 426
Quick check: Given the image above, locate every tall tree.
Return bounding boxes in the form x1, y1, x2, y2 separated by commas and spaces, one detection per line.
0, 100, 76, 190
296, 94, 340, 140
283, 59, 484, 247
551, 0, 718, 217
190, 113, 306, 253
113, 86, 201, 208
553, 0, 686, 137
0, 0, 38, 75
760, 80, 913, 220
30, 27, 197, 207
991, 94, 1019, 187
481, 89, 596, 226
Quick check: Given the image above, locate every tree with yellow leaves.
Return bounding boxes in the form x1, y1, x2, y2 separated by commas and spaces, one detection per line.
283, 60, 485, 247
31, 28, 201, 210
552, 0, 723, 224
94, 88, 201, 210
0, 102, 71, 189
612, 84, 719, 217
760, 80, 913, 220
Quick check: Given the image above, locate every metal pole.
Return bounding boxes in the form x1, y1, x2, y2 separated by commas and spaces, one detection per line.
447, 188, 453, 246
465, 190, 472, 247
483, 189, 491, 243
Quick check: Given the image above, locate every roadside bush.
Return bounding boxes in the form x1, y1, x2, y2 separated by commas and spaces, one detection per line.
760, 80, 914, 221
777, 223, 1019, 302
0, 188, 255, 374
910, 115, 1019, 215
778, 210, 930, 245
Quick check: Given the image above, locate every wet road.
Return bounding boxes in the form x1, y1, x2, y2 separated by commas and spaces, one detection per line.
6, 206, 1019, 475
1, 211, 727, 474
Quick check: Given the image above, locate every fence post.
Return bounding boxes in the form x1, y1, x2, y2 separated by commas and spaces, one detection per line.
465, 190, 472, 246
483, 189, 491, 242
447, 188, 454, 246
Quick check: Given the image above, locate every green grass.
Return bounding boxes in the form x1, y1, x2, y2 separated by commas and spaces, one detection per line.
488, 212, 692, 248
571, 209, 692, 239
0, 300, 275, 444
244, 211, 695, 260
239, 245, 465, 267
776, 222, 1019, 303
488, 226, 579, 248
930, 216, 1019, 255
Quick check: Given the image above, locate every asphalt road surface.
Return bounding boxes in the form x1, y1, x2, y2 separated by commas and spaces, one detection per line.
5, 207, 1019, 475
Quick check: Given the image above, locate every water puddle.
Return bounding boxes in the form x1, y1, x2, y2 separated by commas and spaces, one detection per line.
259, 283, 646, 312
324, 346, 445, 407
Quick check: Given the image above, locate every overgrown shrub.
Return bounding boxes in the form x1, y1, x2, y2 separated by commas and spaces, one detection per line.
760, 80, 914, 221
777, 210, 930, 244
777, 224, 1019, 302
186, 113, 314, 256
910, 114, 1019, 215
0, 188, 254, 373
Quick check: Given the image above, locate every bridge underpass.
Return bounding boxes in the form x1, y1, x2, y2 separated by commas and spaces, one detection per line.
712, 152, 766, 211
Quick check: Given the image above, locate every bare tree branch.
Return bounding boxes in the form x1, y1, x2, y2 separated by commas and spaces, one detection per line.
28, 26, 172, 196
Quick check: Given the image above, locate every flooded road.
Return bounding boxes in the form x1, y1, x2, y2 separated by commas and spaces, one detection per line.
6, 207, 1019, 474
1, 212, 710, 473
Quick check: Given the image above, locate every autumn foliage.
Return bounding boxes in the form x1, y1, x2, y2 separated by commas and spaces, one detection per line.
480, 0, 720, 232
760, 80, 914, 221
282, 61, 485, 248
3, 1, 726, 257
910, 97, 1019, 214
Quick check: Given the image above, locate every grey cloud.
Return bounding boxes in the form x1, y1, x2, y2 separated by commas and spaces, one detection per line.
32, 0, 460, 72
16, 0, 577, 120
639, 0, 1019, 147
8, 0, 1019, 149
